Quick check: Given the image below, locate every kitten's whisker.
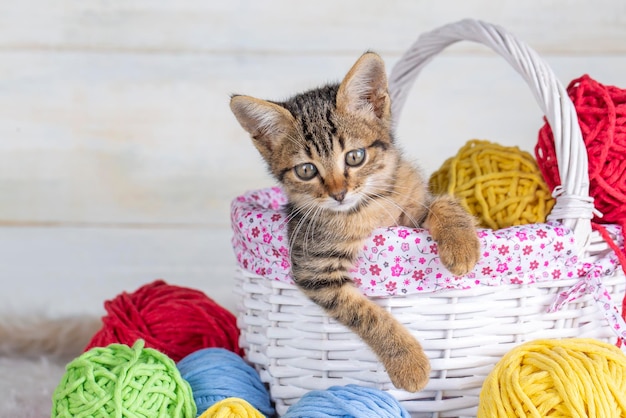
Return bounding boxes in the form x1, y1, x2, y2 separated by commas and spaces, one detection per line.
288, 202, 318, 256
288, 199, 324, 258
284, 200, 315, 224
289, 203, 316, 234
303, 206, 323, 257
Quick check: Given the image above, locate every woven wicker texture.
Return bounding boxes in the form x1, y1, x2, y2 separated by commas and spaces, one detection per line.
236, 270, 624, 417
235, 19, 626, 417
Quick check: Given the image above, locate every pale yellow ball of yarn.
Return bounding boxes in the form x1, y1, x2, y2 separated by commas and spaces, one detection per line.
199, 398, 264, 418
429, 139, 555, 229
478, 338, 626, 417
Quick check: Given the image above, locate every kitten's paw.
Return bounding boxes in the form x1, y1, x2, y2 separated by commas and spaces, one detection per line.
426, 195, 481, 276
385, 345, 431, 392
438, 227, 481, 276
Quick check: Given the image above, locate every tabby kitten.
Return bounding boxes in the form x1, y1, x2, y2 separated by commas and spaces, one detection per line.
230, 52, 480, 392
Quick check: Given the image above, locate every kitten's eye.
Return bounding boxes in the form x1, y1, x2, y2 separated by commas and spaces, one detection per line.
294, 163, 318, 180
345, 148, 366, 167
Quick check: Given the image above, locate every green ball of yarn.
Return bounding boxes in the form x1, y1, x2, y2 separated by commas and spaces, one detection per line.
52, 339, 196, 418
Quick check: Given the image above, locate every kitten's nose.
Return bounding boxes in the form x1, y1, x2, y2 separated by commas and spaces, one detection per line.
331, 189, 347, 202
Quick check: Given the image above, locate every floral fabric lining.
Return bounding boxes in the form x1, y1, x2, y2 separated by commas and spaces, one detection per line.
231, 187, 626, 342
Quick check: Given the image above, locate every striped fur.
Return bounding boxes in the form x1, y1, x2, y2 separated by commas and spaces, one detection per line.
230, 52, 480, 392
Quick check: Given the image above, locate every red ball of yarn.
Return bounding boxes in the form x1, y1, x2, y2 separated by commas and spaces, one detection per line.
536, 74, 626, 224
85, 280, 243, 361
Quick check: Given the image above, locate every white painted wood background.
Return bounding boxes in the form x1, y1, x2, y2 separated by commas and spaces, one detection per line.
1, 0, 626, 317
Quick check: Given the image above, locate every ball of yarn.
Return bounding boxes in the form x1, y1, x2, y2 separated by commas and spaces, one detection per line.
536, 74, 626, 224
177, 348, 274, 417
198, 398, 264, 418
85, 280, 243, 361
282, 385, 410, 418
477, 338, 626, 417
52, 339, 196, 418
429, 139, 555, 229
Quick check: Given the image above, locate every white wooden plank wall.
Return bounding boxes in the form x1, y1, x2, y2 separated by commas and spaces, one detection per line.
1, 0, 625, 316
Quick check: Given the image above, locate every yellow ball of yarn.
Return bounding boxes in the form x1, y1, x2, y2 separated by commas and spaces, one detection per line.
429, 139, 555, 229
199, 397, 265, 418
478, 338, 626, 417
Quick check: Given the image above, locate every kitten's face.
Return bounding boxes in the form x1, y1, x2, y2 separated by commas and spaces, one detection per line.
276, 105, 397, 213
230, 52, 396, 213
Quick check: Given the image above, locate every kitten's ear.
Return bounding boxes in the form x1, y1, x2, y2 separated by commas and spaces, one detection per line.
337, 52, 390, 121
230, 95, 295, 157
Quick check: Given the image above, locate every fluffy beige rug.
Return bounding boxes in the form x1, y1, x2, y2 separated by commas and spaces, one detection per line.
1, 356, 66, 417
0, 315, 101, 417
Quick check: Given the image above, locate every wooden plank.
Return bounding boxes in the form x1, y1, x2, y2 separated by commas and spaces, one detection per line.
0, 226, 239, 316
0, 0, 625, 54
2, 52, 626, 225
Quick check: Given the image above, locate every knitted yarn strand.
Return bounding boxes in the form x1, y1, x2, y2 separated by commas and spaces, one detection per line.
477, 338, 626, 417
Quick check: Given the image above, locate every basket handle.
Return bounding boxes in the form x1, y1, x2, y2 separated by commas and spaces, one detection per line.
389, 19, 594, 253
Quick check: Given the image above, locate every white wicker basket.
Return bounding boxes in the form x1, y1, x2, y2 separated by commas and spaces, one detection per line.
233, 19, 626, 417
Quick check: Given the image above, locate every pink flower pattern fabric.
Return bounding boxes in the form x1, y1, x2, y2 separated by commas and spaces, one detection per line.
231, 187, 626, 342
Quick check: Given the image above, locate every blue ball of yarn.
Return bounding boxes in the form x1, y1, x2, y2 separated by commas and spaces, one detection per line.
282, 385, 410, 418
177, 348, 274, 417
